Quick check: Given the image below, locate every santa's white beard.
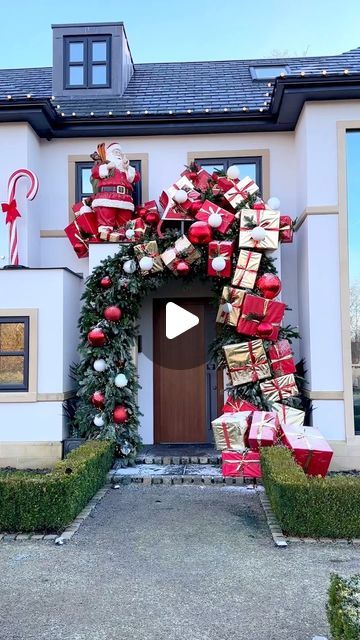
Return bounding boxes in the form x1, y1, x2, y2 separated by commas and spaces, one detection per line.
107, 155, 125, 171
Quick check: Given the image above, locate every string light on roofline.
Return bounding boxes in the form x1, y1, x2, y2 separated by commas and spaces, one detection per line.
90, 111, 94, 116
242, 106, 248, 111
300, 71, 305, 76
205, 108, 210, 113
27, 93, 32, 99
7, 95, 12, 100
126, 110, 131, 115
187, 109, 192, 113
344, 69, 349, 75
169, 110, 173, 114
61, 112, 65, 117
72, 112, 76, 116
267, 82, 272, 87
223, 107, 228, 112
144, 110, 149, 114
109, 111, 113, 116
322, 69, 327, 75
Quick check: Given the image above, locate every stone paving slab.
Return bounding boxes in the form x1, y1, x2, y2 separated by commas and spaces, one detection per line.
0, 484, 358, 640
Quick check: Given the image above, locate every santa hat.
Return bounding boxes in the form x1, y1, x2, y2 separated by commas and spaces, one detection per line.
72, 200, 93, 216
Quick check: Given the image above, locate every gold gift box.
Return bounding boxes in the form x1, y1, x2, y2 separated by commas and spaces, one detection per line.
211, 411, 252, 451
260, 374, 298, 402
239, 208, 280, 251
223, 339, 271, 386
161, 235, 201, 273
134, 240, 164, 275
273, 402, 305, 426
216, 287, 245, 326
232, 249, 261, 289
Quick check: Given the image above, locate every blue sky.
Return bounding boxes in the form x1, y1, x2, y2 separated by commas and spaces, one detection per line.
1, 0, 360, 68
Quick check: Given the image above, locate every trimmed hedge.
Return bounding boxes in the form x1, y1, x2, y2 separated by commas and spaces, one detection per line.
327, 574, 360, 639
0, 441, 114, 533
260, 447, 360, 538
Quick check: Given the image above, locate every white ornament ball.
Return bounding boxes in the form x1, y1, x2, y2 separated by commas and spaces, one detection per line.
222, 302, 233, 313
251, 226, 266, 242
211, 256, 226, 272
115, 373, 128, 388
226, 165, 240, 180
267, 196, 281, 210
94, 414, 104, 427
173, 189, 188, 204
208, 212, 222, 228
120, 441, 132, 456
123, 259, 136, 274
93, 358, 107, 372
139, 256, 154, 271
125, 228, 135, 240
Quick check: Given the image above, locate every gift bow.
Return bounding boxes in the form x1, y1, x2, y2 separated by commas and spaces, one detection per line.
209, 243, 232, 259
240, 210, 280, 248
226, 178, 255, 202
1, 198, 21, 224
263, 377, 296, 401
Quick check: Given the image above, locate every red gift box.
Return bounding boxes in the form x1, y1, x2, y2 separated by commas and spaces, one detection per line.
195, 200, 235, 234
207, 240, 234, 277
216, 176, 239, 193
280, 424, 333, 477
64, 220, 89, 258
248, 411, 279, 451
73, 212, 98, 236
181, 165, 212, 192
267, 339, 296, 377
279, 216, 294, 243
221, 450, 262, 478
236, 294, 286, 342
159, 176, 200, 220
222, 396, 258, 413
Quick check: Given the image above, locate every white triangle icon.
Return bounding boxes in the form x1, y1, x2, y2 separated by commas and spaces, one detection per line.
166, 302, 199, 339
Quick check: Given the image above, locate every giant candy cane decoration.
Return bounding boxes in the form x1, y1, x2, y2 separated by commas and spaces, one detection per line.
1, 169, 39, 265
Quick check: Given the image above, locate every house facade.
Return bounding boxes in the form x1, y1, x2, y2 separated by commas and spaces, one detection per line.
1, 21, 360, 469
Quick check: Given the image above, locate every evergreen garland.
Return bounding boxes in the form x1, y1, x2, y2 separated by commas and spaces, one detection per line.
73, 178, 308, 465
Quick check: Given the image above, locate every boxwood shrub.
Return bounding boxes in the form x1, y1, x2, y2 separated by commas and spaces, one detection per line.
327, 574, 360, 639
260, 447, 360, 538
0, 441, 114, 533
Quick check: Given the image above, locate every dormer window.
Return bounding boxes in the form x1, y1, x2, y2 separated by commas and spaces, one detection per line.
250, 65, 290, 80
64, 36, 111, 88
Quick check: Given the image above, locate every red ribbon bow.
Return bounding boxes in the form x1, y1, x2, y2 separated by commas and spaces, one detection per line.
1, 198, 21, 224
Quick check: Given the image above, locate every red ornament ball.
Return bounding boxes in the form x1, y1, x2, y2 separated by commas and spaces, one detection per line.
103, 306, 122, 322
91, 390, 105, 409
256, 273, 282, 300
144, 211, 160, 225
87, 327, 107, 346
100, 276, 112, 288
176, 260, 191, 276
188, 221, 212, 245
257, 322, 274, 339
137, 207, 148, 219
113, 405, 129, 423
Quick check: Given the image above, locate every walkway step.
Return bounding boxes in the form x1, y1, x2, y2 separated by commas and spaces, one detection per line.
109, 463, 261, 487
135, 454, 221, 465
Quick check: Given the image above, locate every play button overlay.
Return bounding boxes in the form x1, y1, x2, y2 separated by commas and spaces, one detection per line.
165, 302, 199, 339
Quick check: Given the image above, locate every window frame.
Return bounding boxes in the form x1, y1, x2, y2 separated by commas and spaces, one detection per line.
194, 155, 263, 192
75, 159, 143, 208
250, 65, 290, 81
0, 316, 30, 392
64, 35, 111, 90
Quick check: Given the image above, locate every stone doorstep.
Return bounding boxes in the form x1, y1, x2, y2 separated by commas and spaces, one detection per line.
0, 483, 111, 544
134, 454, 221, 466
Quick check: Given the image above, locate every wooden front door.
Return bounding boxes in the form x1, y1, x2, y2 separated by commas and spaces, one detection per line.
153, 298, 215, 444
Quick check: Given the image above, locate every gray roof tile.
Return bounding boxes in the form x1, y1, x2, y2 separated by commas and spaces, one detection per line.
0, 48, 359, 117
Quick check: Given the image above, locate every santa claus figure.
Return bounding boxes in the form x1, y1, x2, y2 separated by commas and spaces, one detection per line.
91, 142, 140, 232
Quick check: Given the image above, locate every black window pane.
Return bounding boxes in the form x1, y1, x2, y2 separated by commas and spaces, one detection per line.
69, 65, 84, 86
69, 42, 84, 63
0, 355, 24, 385
0, 323, 24, 352
92, 41, 107, 62
92, 65, 107, 85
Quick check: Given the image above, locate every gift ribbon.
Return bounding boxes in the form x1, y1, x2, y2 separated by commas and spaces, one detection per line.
221, 423, 232, 449
209, 242, 232, 259
240, 210, 280, 249
229, 341, 267, 382
251, 415, 277, 441
262, 377, 297, 402
224, 456, 260, 473
233, 250, 260, 287
225, 178, 256, 203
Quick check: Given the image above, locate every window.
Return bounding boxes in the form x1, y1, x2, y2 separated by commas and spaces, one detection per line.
195, 156, 262, 191
64, 36, 111, 89
250, 65, 290, 81
346, 131, 360, 434
0, 317, 29, 391
75, 160, 142, 208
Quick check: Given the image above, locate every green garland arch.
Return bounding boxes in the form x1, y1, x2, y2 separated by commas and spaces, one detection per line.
74, 191, 308, 466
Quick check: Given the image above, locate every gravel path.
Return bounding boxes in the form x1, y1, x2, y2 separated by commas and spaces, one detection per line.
0, 484, 359, 640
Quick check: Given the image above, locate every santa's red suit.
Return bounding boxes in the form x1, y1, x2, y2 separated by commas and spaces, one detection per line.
91, 163, 140, 229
